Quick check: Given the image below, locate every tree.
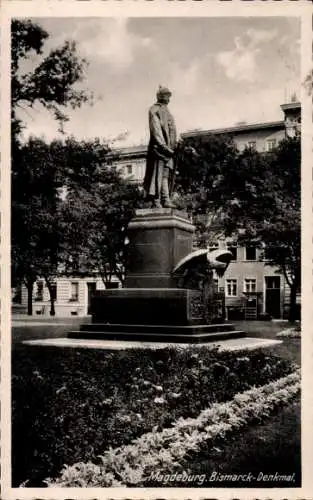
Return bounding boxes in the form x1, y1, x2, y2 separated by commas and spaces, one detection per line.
175, 134, 240, 246
229, 137, 300, 322
89, 180, 140, 286
59, 138, 141, 286
11, 19, 92, 314
176, 133, 300, 321
242, 137, 300, 322
12, 130, 140, 314
12, 137, 64, 315
11, 19, 91, 137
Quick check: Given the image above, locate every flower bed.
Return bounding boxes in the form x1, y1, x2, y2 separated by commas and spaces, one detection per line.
12, 344, 296, 486
47, 370, 300, 487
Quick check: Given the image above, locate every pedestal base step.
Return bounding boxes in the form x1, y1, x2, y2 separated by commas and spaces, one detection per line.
80, 322, 235, 334
68, 325, 245, 344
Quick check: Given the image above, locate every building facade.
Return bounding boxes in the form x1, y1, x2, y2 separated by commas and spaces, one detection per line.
210, 242, 297, 320
19, 276, 120, 317
17, 100, 300, 318
114, 100, 300, 183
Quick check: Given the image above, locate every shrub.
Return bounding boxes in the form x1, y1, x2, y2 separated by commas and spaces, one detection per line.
12, 344, 295, 486
277, 327, 301, 338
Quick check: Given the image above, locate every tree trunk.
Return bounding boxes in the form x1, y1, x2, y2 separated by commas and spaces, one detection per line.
45, 278, 56, 316
26, 280, 34, 316
49, 294, 55, 316
288, 284, 298, 323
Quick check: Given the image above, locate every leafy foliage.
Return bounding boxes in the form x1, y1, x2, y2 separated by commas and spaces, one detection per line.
11, 19, 91, 135
11, 136, 141, 312
176, 134, 301, 319
175, 134, 239, 244
11, 18, 94, 312
58, 137, 141, 284
11, 137, 64, 314
11, 20, 141, 307
12, 344, 295, 486
230, 137, 301, 321
176, 134, 239, 213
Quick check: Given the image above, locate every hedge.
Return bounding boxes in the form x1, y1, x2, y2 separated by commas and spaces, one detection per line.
277, 326, 301, 338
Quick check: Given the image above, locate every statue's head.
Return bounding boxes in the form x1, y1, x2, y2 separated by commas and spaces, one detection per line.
156, 86, 172, 104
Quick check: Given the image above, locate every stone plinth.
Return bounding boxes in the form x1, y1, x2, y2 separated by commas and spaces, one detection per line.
80, 288, 246, 342
64, 207, 248, 344
91, 288, 205, 326
125, 208, 195, 288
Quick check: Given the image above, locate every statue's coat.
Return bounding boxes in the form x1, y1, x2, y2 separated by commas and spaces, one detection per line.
143, 102, 177, 198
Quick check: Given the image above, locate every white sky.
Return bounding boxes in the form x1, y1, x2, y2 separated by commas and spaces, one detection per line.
18, 16, 301, 147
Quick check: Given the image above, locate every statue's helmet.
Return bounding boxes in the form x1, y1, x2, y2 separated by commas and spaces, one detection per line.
157, 86, 172, 100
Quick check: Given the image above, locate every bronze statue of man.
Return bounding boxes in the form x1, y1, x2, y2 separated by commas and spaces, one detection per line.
143, 86, 177, 208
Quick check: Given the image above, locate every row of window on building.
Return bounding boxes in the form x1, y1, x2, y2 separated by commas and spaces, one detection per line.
15, 272, 289, 319
35, 281, 80, 302
32, 243, 270, 303
247, 138, 277, 151
33, 280, 120, 302
32, 277, 273, 302
121, 139, 279, 177
32, 247, 265, 300
208, 243, 259, 262
215, 276, 280, 298
35, 281, 74, 302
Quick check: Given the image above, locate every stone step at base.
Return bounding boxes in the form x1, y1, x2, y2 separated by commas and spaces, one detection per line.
79, 322, 236, 334
68, 328, 245, 344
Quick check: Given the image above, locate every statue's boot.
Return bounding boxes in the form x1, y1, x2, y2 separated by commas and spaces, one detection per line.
163, 200, 175, 208
161, 177, 175, 208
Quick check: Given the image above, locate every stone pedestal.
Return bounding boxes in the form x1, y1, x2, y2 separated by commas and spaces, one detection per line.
125, 208, 195, 288
68, 208, 246, 343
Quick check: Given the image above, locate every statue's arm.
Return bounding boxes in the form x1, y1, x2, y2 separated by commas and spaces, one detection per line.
149, 108, 174, 155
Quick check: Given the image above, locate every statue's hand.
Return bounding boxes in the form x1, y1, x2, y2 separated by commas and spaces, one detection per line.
163, 146, 174, 156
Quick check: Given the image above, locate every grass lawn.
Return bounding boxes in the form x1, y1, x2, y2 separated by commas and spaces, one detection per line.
12, 315, 90, 343
234, 320, 294, 337
234, 320, 301, 365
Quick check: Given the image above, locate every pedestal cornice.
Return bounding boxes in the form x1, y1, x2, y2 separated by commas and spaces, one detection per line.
129, 208, 195, 232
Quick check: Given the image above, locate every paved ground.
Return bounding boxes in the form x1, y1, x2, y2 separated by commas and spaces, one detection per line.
23, 336, 282, 352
